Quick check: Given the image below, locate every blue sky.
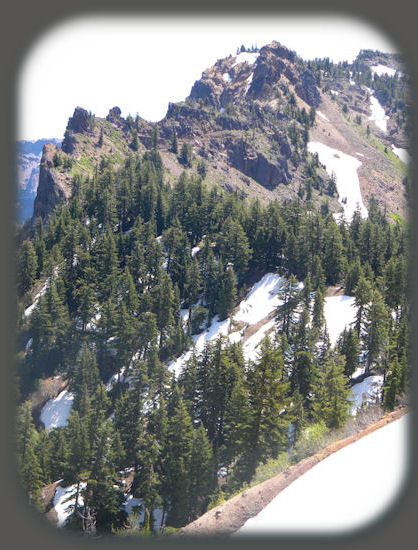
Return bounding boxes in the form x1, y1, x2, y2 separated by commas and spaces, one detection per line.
17, 14, 399, 141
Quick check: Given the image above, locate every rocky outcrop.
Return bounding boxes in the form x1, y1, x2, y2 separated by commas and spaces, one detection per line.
225, 137, 290, 189
33, 143, 72, 220
295, 69, 321, 107
106, 106, 123, 125
62, 107, 94, 154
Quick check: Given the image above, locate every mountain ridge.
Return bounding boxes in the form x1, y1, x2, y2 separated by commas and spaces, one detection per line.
30, 42, 409, 224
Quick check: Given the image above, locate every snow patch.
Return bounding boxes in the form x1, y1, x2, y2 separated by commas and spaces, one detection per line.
24, 282, 48, 318
316, 111, 329, 122
308, 142, 368, 220
222, 72, 232, 83
391, 145, 410, 165
349, 374, 384, 413
243, 318, 276, 362
53, 482, 86, 527
234, 273, 285, 325
371, 64, 396, 77
245, 73, 254, 94
323, 295, 357, 347
191, 245, 200, 257
40, 390, 74, 429
237, 414, 409, 534
330, 90, 339, 96
167, 316, 231, 377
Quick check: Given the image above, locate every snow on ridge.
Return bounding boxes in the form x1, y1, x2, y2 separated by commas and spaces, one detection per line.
236, 414, 409, 534
307, 141, 368, 221
232, 51, 259, 68
371, 64, 397, 77
234, 273, 285, 325
40, 390, 74, 430
323, 295, 357, 347
391, 145, 410, 165
316, 111, 329, 122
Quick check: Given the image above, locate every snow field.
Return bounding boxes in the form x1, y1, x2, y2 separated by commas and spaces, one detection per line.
236, 413, 409, 535
234, 273, 285, 325
307, 141, 368, 220
323, 295, 357, 347
40, 390, 74, 429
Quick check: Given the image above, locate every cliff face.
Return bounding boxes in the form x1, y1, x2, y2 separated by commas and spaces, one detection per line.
30, 42, 410, 221
33, 143, 72, 220
16, 139, 61, 222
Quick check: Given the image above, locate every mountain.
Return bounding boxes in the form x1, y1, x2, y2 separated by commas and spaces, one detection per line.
16, 138, 61, 222
15, 41, 410, 537
31, 42, 410, 224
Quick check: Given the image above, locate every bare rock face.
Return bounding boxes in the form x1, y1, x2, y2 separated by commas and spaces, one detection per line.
295, 69, 321, 107
225, 137, 290, 189
33, 143, 72, 220
62, 107, 93, 154
106, 106, 122, 124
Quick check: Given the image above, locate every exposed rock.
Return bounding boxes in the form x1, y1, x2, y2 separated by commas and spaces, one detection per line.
106, 106, 123, 124
295, 69, 321, 107
33, 143, 72, 220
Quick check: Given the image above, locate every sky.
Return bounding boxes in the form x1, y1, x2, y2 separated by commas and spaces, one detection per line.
17, 14, 399, 141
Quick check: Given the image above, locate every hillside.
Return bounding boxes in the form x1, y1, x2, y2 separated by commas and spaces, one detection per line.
176, 407, 407, 536
15, 41, 410, 538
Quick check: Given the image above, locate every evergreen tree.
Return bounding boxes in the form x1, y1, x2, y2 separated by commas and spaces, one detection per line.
17, 240, 38, 296
240, 338, 290, 479
217, 263, 237, 321
311, 354, 351, 428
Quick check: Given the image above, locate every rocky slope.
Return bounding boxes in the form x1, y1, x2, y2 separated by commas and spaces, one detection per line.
31, 42, 410, 222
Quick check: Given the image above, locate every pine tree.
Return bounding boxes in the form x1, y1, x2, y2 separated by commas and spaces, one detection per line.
363, 289, 389, 372
16, 401, 43, 507
17, 240, 38, 296
162, 395, 193, 527
311, 354, 351, 428
241, 337, 290, 479
217, 263, 237, 321
275, 274, 301, 340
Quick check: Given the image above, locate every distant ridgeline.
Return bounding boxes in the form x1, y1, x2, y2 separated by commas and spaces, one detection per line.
15, 41, 410, 536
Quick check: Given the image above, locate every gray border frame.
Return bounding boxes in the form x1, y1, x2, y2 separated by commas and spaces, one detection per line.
1, 1, 416, 549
